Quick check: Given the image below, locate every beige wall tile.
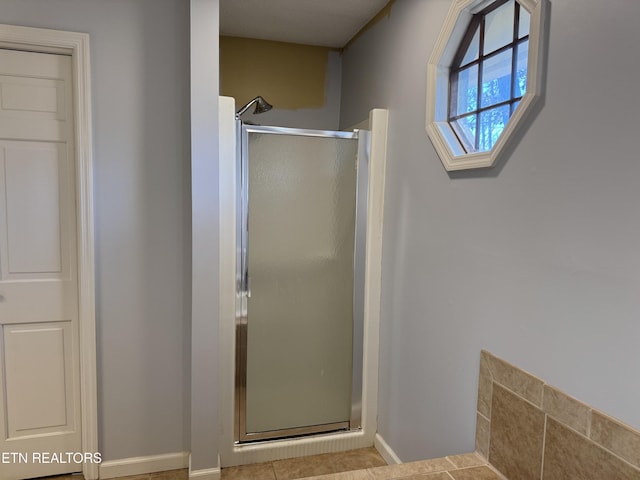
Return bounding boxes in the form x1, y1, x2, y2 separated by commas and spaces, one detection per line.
542, 417, 640, 480
488, 384, 545, 480
542, 384, 591, 436
449, 466, 503, 480
368, 457, 454, 480
479, 352, 640, 480
446, 452, 485, 469
475, 412, 490, 459
591, 410, 640, 468
484, 351, 544, 407
478, 351, 493, 418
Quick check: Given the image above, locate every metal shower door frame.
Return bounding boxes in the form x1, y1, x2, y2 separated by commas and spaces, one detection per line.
235, 123, 370, 443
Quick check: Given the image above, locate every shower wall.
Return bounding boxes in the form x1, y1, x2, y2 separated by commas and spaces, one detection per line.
219, 36, 342, 130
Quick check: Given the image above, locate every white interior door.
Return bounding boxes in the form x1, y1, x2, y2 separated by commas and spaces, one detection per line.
0, 48, 82, 480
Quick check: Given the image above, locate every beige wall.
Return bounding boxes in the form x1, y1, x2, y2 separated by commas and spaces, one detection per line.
220, 36, 342, 129
221, 36, 330, 109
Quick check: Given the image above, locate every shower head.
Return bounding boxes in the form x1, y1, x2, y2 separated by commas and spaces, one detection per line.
253, 96, 273, 114
235, 96, 273, 119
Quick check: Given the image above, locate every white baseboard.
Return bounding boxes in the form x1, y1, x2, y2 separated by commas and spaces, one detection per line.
99, 452, 189, 479
374, 433, 402, 465
188, 453, 220, 480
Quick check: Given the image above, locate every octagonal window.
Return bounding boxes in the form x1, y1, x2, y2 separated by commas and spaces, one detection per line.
426, 0, 548, 171
449, 0, 530, 153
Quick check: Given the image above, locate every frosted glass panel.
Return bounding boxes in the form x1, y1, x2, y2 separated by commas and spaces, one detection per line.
245, 132, 357, 434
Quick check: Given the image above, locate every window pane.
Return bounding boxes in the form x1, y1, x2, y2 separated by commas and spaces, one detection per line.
453, 64, 478, 116
514, 39, 528, 97
512, 100, 521, 114
479, 105, 511, 151
480, 49, 513, 108
519, 6, 531, 38
484, 0, 515, 54
453, 114, 477, 151
461, 26, 480, 66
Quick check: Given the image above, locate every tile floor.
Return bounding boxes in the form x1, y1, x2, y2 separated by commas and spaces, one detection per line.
40, 469, 188, 480
221, 451, 505, 480
39, 448, 385, 480
39, 449, 505, 480
221, 448, 387, 480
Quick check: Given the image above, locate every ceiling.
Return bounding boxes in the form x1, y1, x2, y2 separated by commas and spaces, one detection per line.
219, 0, 391, 48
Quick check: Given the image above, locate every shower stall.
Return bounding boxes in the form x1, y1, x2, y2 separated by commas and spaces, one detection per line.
235, 123, 369, 442
218, 97, 387, 464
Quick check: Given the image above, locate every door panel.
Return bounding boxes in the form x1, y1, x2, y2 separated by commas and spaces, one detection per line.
240, 128, 359, 440
3, 143, 63, 274
0, 73, 67, 142
3, 322, 74, 436
0, 48, 81, 479
0, 77, 62, 114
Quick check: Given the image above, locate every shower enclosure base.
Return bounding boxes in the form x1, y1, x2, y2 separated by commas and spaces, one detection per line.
237, 421, 350, 444
225, 429, 374, 468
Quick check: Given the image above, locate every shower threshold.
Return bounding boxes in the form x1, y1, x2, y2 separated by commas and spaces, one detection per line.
237, 421, 354, 444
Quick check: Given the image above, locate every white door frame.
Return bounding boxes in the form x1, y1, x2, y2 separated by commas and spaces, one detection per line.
0, 24, 98, 480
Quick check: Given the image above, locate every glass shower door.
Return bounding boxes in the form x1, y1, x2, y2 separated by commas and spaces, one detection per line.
237, 125, 365, 442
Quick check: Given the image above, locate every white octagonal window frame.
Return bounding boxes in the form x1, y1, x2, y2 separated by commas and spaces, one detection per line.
426, 0, 548, 171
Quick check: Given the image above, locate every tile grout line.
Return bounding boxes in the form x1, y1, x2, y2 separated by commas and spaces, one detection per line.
444, 456, 458, 470
539, 413, 547, 480
486, 379, 493, 462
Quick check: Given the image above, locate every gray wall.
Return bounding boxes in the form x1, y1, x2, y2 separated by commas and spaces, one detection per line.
190, 0, 220, 472
1, 0, 191, 461
341, 0, 640, 462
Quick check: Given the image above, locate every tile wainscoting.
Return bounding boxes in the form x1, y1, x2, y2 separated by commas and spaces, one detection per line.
476, 350, 640, 480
